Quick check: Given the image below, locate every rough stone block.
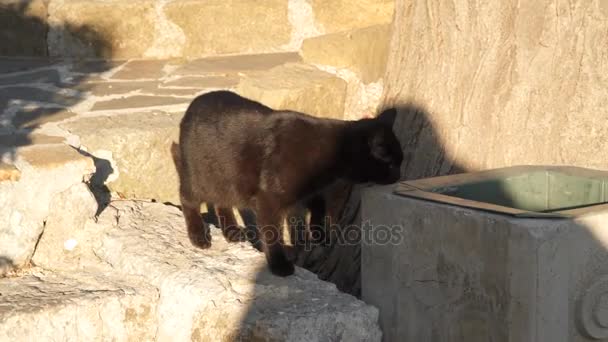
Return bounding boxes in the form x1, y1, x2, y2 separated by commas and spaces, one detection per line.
0, 144, 94, 269
0, 0, 48, 56
47, 0, 156, 58
236, 63, 347, 119
164, 0, 291, 57
310, 0, 394, 34
300, 24, 391, 84
61, 111, 182, 204
362, 185, 608, 341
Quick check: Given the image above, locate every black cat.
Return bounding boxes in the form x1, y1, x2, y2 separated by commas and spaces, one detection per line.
172, 91, 402, 276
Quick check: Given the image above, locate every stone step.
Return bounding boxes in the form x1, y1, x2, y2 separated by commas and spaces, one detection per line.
0, 268, 158, 341
30, 200, 382, 341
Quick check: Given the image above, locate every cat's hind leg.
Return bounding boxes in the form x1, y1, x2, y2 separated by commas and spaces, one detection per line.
256, 201, 294, 277
216, 207, 246, 242
182, 199, 211, 249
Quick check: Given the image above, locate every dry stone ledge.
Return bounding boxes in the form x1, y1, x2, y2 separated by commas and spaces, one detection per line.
237, 63, 347, 119
0, 142, 95, 269
0, 269, 158, 342
33, 200, 382, 341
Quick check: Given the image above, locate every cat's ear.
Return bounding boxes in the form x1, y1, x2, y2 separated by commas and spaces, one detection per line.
376, 108, 397, 126
368, 129, 389, 160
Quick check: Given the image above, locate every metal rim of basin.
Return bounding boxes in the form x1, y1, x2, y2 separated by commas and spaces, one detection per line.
394, 165, 608, 218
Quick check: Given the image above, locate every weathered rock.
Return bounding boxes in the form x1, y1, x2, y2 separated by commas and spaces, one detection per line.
237, 63, 347, 119
0, 269, 158, 341
0, 144, 94, 268
383, 0, 608, 173
310, 0, 394, 34
61, 111, 182, 204
171, 52, 301, 76
300, 25, 391, 84
164, 0, 291, 57
36, 200, 382, 341
32, 183, 98, 270
0, 0, 49, 56
47, 0, 157, 58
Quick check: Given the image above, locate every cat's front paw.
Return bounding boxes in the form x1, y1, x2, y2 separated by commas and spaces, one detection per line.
268, 256, 295, 277
189, 232, 212, 249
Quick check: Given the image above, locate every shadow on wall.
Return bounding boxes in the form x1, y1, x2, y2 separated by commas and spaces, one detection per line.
287, 103, 467, 297
0, 0, 113, 161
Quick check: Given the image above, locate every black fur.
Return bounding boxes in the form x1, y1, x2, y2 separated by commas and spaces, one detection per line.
172, 91, 402, 276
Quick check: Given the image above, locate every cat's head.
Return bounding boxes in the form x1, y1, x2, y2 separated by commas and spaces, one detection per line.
345, 109, 403, 184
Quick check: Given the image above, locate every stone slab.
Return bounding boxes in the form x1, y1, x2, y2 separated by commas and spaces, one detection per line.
90, 95, 189, 111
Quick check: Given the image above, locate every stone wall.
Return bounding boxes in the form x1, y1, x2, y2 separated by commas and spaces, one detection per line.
1, 0, 394, 60
383, 0, 608, 177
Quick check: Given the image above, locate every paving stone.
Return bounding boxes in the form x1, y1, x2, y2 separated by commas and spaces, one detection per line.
171, 52, 301, 76
18, 144, 91, 169
0, 69, 62, 86
110, 60, 172, 80
0, 87, 80, 113
0, 57, 57, 74
163, 75, 240, 89
237, 63, 347, 119
91, 95, 189, 111
0, 133, 64, 148
11, 108, 76, 129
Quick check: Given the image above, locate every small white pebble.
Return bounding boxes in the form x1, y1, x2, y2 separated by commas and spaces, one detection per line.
64, 239, 78, 251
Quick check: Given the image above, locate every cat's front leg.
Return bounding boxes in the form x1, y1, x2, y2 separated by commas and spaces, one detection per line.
182, 200, 212, 249
256, 202, 294, 277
